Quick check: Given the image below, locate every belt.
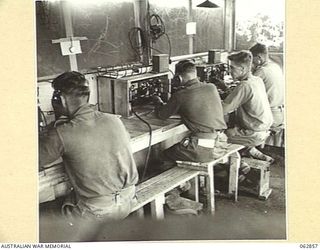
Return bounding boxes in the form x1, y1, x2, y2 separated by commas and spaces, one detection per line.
81, 185, 136, 207
192, 130, 225, 139
197, 138, 216, 148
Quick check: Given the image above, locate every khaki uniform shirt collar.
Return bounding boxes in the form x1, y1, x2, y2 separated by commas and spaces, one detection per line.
184, 78, 200, 88
69, 103, 92, 119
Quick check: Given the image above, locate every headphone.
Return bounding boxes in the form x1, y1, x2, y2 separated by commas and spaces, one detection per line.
171, 59, 196, 93
174, 59, 196, 75
51, 89, 64, 120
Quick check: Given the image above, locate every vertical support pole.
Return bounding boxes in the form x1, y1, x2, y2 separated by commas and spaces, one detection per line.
133, 0, 143, 62
194, 175, 199, 202
205, 164, 215, 214
150, 194, 165, 219
228, 151, 240, 201
223, 0, 236, 51
61, 1, 78, 71
188, 0, 194, 54
134, 0, 151, 65
231, 0, 236, 50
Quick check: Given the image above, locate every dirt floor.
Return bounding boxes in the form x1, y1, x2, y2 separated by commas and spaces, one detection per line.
39, 145, 286, 242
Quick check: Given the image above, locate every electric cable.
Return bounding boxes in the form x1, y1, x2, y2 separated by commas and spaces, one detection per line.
131, 106, 153, 182
164, 33, 172, 61
149, 14, 166, 40
128, 14, 172, 64
149, 45, 164, 54
148, 13, 172, 62
168, 69, 175, 77
128, 27, 145, 59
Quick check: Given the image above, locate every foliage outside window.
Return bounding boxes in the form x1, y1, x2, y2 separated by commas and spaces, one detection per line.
235, 0, 284, 53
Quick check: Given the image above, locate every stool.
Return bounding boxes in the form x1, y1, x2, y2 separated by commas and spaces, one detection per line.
239, 157, 272, 200
176, 144, 244, 214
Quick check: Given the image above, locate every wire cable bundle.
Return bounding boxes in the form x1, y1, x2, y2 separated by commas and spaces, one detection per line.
149, 14, 172, 62
131, 106, 153, 182
128, 13, 172, 63
149, 14, 166, 41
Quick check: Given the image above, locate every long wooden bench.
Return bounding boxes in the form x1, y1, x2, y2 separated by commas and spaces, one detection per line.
176, 143, 245, 214
131, 167, 201, 219
40, 165, 200, 220
39, 144, 243, 217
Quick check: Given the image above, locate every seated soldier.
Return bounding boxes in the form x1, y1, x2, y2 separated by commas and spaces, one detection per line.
153, 60, 228, 165
250, 43, 285, 144
39, 71, 139, 221
152, 60, 230, 212
222, 50, 274, 163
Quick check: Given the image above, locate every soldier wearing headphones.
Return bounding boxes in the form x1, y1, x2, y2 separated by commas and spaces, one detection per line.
153, 60, 228, 164
39, 71, 138, 221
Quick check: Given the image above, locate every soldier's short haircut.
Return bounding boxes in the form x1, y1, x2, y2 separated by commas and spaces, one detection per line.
52, 71, 90, 97
249, 43, 268, 56
228, 50, 253, 68
175, 60, 196, 75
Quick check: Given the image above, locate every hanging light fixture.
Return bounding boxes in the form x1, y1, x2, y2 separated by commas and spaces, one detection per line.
196, 0, 219, 8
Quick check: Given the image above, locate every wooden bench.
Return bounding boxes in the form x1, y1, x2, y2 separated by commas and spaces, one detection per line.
39, 165, 200, 220
176, 143, 245, 214
39, 164, 201, 220
131, 167, 201, 219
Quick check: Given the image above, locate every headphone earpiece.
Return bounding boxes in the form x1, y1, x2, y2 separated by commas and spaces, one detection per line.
52, 90, 63, 120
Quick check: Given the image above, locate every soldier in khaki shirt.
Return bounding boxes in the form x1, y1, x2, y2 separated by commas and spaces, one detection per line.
39, 72, 138, 221
250, 43, 284, 130
222, 50, 274, 162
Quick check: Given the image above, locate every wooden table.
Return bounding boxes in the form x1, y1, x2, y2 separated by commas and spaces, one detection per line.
122, 114, 188, 153
39, 114, 189, 203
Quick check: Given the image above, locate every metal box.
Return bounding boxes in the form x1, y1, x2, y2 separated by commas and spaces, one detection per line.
98, 72, 171, 117
152, 54, 169, 73
208, 49, 229, 64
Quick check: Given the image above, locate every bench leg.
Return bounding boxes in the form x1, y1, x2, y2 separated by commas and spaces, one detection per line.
206, 166, 215, 214
228, 152, 241, 202
194, 175, 199, 202
150, 194, 165, 220
135, 207, 145, 219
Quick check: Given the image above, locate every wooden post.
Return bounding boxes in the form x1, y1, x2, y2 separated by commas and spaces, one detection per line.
61, 1, 78, 71
150, 194, 165, 219
228, 151, 241, 201
134, 0, 143, 62
224, 0, 236, 51
206, 164, 215, 214
194, 175, 199, 202
188, 0, 194, 54
134, 0, 151, 65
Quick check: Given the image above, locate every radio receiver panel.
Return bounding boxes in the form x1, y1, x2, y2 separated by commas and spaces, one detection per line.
98, 72, 170, 117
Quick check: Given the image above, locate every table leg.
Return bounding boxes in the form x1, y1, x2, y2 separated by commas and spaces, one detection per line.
228, 151, 241, 201
135, 207, 145, 219
194, 175, 199, 202
206, 166, 215, 214
150, 194, 165, 220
